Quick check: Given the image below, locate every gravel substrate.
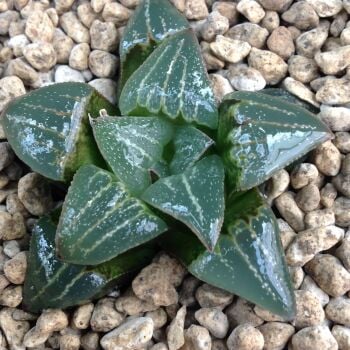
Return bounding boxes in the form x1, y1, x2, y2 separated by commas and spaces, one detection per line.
0, 0, 349, 349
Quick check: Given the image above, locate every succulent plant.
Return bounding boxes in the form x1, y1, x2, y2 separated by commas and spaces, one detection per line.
1, 0, 331, 317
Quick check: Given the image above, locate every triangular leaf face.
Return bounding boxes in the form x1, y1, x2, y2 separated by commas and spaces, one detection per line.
23, 214, 157, 313
1, 83, 118, 182
218, 91, 332, 191
56, 165, 167, 265
160, 189, 296, 319
91, 116, 174, 196
119, 30, 218, 130
142, 155, 225, 250
119, 0, 189, 91
170, 125, 214, 175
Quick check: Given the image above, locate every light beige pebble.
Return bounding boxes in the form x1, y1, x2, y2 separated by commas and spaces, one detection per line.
295, 183, 320, 212
0, 275, 9, 294
0, 285, 22, 307
316, 78, 350, 105
55, 65, 85, 83
282, 77, 319, 108
261, 10, 280, 32
194, 308, 229, 339
326, 297, 350, 326
323, 37, 343, 52
115, 290, 158, 315
304, 208, 335, 229
305, 254, 350, 297
102, 2, 131, 26
12, 309, 36, 321
3, 240, 20, 259
90, 298, 124, 332
21, 1, 50, 18
289, 266, 305, 289
227, 64, 266, 92
46, 7, 59, 27
258, 322, 295, 350
332, 325, 350, 350
5, 57, 39, 86
77, 3, 99, 28
0, 143, 14, 172
69, 43, 90, 71
3, 251, 27, 285
209, 74, 233, 102
0, 308, 30, 349
319, 105, 350, 132
333, 173, 350, 197
342, 154, 350, 175
212, 339, 228, 350
25, 10, 54, 42
288, 25, 302, 40
227, 324, 264, 350
210, 36, 251, 64
81, 332, 99, 350
336, 232, 350, 270
55, 0, 74, 14
275, 192, 305, 232
248, 48, 288, 85
200, 10, 229, 42
0, 11, 19, 35
101, 317, 153, 350
184, 0, 208, 20
267, 26, 295, 60
266, 169, 290, 203
195, 283, 233, 309
0, 174, 8, 190
301, 275, 329, 306
179, 276, 201, 307
333, 197, 350, 227
282, 1, 319, 30
334, 132, 350, 153
330, 10, 348, 37
305, 0, 343, 17
0, 212, 26, 241
9, 20, 26, 37
53, 28, 74, 64
18, 172, 53, 216
23, 327, 51, 348
293, 326, 337, 350
320, 183, 337, 208
237, 0, 265, 24
315, 46, 350, 75
341, 27, 350, 46
201, 41, 225, 70
60, 12, 90, 43
7, 34, 29, 57
89, 50, 118, 78
182, 325, 211, 350
90, 19, 119, 52
72, 303, 94, 330
23, 42, 57, 71
256, 0, 292, 12
313, 141, 342, 176
91, 0, 111, 13
119, 0, 139, 8
212, 2, 239, 26
286, 225, 344, 267
151, 344, 168, 350
36, 309, 68, 333
167, 306, 186, 350
277, 219, 297, 250
226, 23, 269, 49
226, 298, 263, 327
293, 290, 325, 328
145, 309, 167, 330
0, 47, 14, 63
60, 330, 80, 350
88, 78, 117, 105
288, 56, 319, 84
345, 0, 350, 13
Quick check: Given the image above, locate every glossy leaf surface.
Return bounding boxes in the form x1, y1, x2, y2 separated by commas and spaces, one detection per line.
23, 214, 157, 313
142, 156, 225, 250
119, 30, 218, 130
91, 116, 174, 196
119, 0, 189, 91
1, 83, 118, 182
161, 189, 295, 319
170, 126, 214, 175
56, 165, 167, 265
218, 91, 332, 191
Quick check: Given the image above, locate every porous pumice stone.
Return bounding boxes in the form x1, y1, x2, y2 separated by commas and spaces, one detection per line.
0, 0, 349, 349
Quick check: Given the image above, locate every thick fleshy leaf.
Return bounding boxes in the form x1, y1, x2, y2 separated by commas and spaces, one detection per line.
56, 165, 167, 265
91, 116, 174, 196
1, 83, 118, 182
160, 189, 296, 319
142, 156, 225, 250
170, 126, 214, 174
23, 214, 157, 313
218, 91, 332, 191
119, 30, 218, 130
119, 0, 189, 91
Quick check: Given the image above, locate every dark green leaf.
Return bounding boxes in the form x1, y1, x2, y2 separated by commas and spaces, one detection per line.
56, 165, 167, 265
170, 126, 214, 174
23, 214, 157, 313
119, 30, 218, 130
160, 189, 296, 319
142, 156, 225, 250
218, 91, 332, 191
91, 116, 174, 196
1, 83, 118, 182
119, 0, 189, 92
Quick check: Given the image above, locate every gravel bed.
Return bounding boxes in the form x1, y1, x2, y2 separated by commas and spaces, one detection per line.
0, 0, 349, 349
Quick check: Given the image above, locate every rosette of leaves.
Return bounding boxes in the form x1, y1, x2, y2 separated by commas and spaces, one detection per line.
1, 0, 332, 317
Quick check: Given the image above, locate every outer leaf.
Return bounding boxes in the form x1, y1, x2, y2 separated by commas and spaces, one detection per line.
142, 155, 225, 251
56, 165, 167, 265
218, 91, 332, 191
91, 116, 174, 196
23, 214, 157, 313
119, 30, 218, 130
1, 83, 118, 182
119, 0, 189, 91
160, 189, 296, 319
170, 125, 214, 175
